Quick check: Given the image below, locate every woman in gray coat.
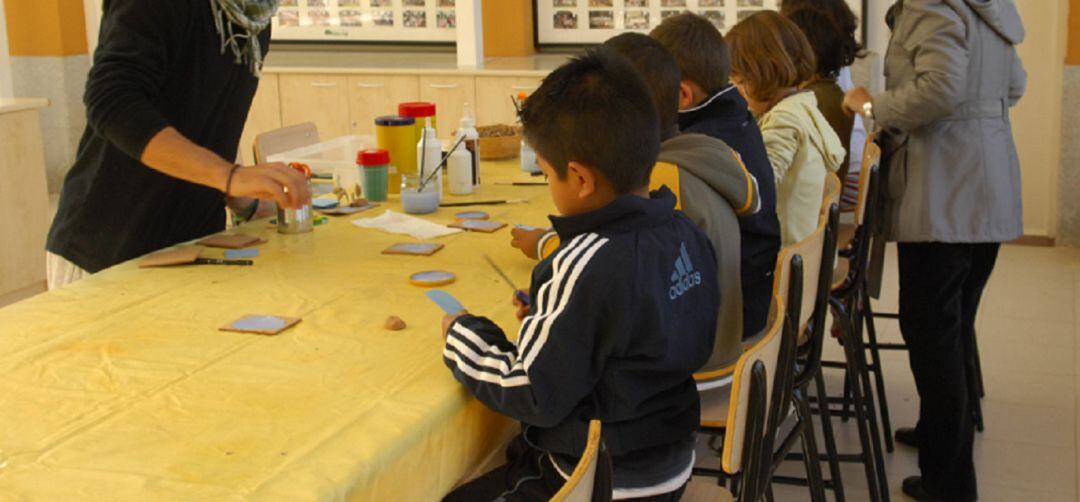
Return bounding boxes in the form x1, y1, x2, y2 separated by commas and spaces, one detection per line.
842, 0, 1026, 500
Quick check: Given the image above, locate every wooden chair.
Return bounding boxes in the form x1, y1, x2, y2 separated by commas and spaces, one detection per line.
684, 357, 771, 502
695, 293, 792, 500
765, 203, 839, 502
815, 134, 891, 502
550, 420, 611, 502
253, 122, 320, 164
822, 172, 842, 219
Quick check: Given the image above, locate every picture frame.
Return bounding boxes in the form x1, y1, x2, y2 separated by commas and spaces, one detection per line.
272, 0, 458, 44
533, 0, 867, 47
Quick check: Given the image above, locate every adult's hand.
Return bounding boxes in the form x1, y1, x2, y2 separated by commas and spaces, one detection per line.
842, 87, 873, 117
140, 127, 310, 209
229, 163, 311, 209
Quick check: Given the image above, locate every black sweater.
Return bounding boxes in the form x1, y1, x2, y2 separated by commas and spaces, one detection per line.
679, 86, 781, 338
443, 188, 719, 489
47, 0, 269, 273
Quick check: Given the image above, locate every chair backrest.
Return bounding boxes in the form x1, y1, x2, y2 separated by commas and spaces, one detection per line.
649, 161, 682, 210
821, 172, 842, 218
736, 360, 769, 502
774, 216, 829, 337
253, 122, 320, 164
854, 134, 882, 227
721, 293, 786, 475
551, 420, 606, 502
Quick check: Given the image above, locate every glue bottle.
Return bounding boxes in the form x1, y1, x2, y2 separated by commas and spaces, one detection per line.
448, 145, 473, 195
417, 117, 443, 199
457, 103, 481, 187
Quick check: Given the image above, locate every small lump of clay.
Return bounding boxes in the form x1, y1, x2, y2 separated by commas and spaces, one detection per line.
384, 316, 407, 331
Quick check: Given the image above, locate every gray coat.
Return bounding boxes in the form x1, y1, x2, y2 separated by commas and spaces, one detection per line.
875, 0, 1027, 243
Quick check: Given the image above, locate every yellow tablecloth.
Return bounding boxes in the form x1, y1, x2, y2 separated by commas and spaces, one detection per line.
0, 161, 553, 501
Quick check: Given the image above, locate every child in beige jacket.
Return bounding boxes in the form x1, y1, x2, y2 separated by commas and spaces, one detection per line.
727, 11, 846, 245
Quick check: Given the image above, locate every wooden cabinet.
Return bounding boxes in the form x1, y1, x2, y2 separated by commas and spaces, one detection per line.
474, 76, 542, 126
419, 76, 477, 141
279, 74, 351, 141
238, 74, 282, 165
0, 102, 49, 306
347, 75, 420, 137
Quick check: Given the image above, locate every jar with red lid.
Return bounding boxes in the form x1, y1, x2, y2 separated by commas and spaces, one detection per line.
398, 102, 437, 144
357, 149, 390, 202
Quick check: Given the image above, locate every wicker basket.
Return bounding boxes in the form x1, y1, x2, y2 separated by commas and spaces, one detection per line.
479, 135, 521, 160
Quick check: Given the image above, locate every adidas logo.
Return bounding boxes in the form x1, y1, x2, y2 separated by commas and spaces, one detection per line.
669, 242, 703, 300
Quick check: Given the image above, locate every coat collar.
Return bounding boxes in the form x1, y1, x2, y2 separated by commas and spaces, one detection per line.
678, 85, 749, 131
550, 187, 677, 241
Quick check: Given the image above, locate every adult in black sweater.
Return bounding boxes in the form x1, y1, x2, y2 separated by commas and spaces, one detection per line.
46, 0, 309, 287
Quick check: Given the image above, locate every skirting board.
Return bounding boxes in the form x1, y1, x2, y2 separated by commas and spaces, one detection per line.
1009, 235, 1056, 247
0, 281, 47, 309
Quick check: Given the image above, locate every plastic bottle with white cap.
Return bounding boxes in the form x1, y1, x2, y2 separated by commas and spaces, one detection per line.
457, 103, 481, 187
417, 117, 442, 199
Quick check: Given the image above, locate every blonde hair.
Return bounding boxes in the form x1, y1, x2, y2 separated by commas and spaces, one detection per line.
725, 11, 817, 103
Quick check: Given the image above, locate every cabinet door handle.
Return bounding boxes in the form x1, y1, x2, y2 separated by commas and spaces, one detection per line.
510, 85, 537, 91
428, 83, 460, 89
310, 81, 339, 88
356, 83, 386, 89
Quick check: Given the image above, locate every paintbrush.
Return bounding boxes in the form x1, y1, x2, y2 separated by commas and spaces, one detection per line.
483, 254, 530, 306
495, 181, 548, 186
439, 199, 529, 208
419, 135, 467, 191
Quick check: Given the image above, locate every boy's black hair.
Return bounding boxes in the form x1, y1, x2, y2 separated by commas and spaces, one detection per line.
603, 33, 682, 141
520, 48, 661, 195
650, 12, 732, 97
780, 0, 862, 78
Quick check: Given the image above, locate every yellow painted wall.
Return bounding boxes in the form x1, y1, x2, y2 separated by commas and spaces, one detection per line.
4, 0, 88, 57
482, 0, 534, 58
1012, 0, 1069, 237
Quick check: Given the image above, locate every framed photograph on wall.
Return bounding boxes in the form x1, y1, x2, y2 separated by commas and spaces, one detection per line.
534, 0, 866, 46
272, 0, 457, 43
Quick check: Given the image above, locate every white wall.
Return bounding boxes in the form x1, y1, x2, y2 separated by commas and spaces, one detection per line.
0, 0, 14, 99
860, 0, 1068, 238
83, 0, 102, 56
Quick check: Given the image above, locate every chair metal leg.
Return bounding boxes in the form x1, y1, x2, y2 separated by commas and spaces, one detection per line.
814, 371, 846, 502
851, 317, 891, 502
840, 369, 853, 423
795, 388, 828, 502
862, 292, 895, 452
834, 303, 883, 502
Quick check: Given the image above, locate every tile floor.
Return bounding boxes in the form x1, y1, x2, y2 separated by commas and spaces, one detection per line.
685, 243, 1080, 502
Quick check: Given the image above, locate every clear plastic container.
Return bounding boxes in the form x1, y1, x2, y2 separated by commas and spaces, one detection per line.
266, 135, 374, 177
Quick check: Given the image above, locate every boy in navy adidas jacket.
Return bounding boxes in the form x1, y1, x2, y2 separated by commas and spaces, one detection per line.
441, 49, 720, 501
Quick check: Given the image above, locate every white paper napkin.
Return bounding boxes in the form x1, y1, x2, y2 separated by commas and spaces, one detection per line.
351, 210, 462, 240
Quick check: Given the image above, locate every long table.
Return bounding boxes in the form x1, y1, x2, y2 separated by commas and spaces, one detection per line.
0, 160, 550, 500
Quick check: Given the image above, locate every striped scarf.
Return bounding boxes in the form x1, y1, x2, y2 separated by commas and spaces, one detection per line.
210, 0, 280, 77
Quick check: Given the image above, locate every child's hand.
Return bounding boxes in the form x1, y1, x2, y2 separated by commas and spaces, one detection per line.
441, 311, 467, 338
511, 227, 547, 259
512, 290, 531, 321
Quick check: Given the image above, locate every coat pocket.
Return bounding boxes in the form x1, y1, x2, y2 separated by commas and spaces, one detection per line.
881, 131, 909, 200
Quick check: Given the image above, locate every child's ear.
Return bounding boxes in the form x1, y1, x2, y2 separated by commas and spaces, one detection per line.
566, 161, 597, 199
679, 81, 697, 110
